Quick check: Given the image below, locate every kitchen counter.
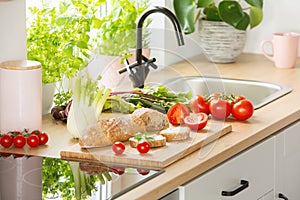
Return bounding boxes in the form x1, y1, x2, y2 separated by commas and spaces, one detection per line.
1, 53, 300, 199
115, 53, 300, 199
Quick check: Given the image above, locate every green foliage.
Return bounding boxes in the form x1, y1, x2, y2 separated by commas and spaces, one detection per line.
27, 0, 150, 84
95, 0, 150, 59
42, 158, 103, 200
27, 0, 105, 84
173, 0, 264, 34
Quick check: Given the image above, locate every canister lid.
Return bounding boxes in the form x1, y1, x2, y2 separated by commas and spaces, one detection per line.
0, 60, 41, 70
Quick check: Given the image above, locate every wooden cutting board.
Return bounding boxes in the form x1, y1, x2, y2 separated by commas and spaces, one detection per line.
60, 120, 232, 170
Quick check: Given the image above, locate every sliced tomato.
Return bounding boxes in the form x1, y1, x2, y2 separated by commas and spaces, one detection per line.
167, 104, 190, 125
190, 95, 210, 115
184, 113, 208, 131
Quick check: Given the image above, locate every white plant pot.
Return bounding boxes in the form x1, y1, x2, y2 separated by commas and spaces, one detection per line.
198, 20, 247, 63
42, 83, 55, 115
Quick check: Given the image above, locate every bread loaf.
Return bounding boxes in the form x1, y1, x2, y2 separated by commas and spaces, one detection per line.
132, 107, 169, 132
79, 108, 169, 147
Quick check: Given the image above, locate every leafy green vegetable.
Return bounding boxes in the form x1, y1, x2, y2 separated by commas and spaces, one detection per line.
106, 85, 192, 113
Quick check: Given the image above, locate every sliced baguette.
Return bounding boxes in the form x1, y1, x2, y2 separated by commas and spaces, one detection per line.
129, 134, 166, 148
159, 126, 190, 142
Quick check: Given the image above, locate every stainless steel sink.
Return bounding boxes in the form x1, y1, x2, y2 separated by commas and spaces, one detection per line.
163, 76, 292, 109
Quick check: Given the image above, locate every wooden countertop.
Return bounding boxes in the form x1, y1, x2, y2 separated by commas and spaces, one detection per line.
1, 54, 300, 199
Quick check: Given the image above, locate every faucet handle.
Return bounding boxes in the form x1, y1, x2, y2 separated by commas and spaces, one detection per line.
142, 55, 158, 70
118, 55, 158, 88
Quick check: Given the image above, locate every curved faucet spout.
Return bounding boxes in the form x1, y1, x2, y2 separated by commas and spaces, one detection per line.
136, 6, 185, 64
118, 6, 185, 89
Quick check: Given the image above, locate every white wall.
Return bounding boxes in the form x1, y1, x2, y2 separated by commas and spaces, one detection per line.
244, 0, 300, 55
0, 0, 27, 62
161, 0, 300, 66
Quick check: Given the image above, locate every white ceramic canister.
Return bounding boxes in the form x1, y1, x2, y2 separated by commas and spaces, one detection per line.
0, 60, 42, 134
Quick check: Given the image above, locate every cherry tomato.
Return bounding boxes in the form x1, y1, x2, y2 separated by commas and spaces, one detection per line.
167, 104, 190, 125
190, 95, 210, 115
184, 113, 208, 131
232, 99, 254, 121
0, 135, 13, 148
137, 168, 150, 175
112, 141, 125, 154
137, 141, 150, 154
13, 135, 26, 148
38, 132, 49, 145
27, 134, 40, 147
209, 98, 231, 120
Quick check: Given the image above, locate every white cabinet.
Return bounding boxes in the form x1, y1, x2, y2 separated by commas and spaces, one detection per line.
275, 121, 300, 199
161, 120, 300, 200
178, 137, 275, 200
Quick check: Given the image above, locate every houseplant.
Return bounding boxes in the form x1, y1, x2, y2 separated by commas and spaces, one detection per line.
173, 0, 263, 63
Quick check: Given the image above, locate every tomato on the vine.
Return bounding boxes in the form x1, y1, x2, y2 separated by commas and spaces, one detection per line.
189, 95, 210, 115
112, 141, 125, 154
167, 104, 190, 125
13, 135, 26, 148
184, 113, 208, 131
209, 98, 232, 120
231, 99, 254, 121
137, 141, 150, 154
0, 135, 13, 148
31, 130, 41, 135
27, 134, 40, 147
38, 132, 49, 145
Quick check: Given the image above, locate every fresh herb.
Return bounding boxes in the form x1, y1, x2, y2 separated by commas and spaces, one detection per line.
95, 0, 151, 61
27, 0, 103, 84
54, 90, 73, 107
134, 132, 155, 142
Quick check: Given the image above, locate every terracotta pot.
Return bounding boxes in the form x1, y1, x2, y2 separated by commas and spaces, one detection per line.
198, 20, 247, 63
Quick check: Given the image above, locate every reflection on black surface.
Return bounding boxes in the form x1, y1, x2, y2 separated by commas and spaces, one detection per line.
0, 156, 164, 200
42, 157, 163, 200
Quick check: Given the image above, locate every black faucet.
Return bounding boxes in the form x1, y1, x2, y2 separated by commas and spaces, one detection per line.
118, 6, 185, 88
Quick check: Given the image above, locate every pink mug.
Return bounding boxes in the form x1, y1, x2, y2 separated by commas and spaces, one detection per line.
261, 32, 299, 68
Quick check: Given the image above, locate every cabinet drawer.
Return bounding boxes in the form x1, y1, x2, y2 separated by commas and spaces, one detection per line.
179, 137, 275, 200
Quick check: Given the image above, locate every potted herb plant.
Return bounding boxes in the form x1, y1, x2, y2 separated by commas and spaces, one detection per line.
26, 0, 102, 113
173, 0, 264, 63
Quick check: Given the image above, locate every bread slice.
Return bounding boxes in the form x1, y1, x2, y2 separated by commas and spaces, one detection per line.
131, 108, 169, 132
129, 134, 166, 148
159, 126, 190, 142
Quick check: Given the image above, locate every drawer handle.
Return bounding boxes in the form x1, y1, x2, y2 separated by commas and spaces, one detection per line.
221, 180, 249, 196
278, 193, 289, 200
